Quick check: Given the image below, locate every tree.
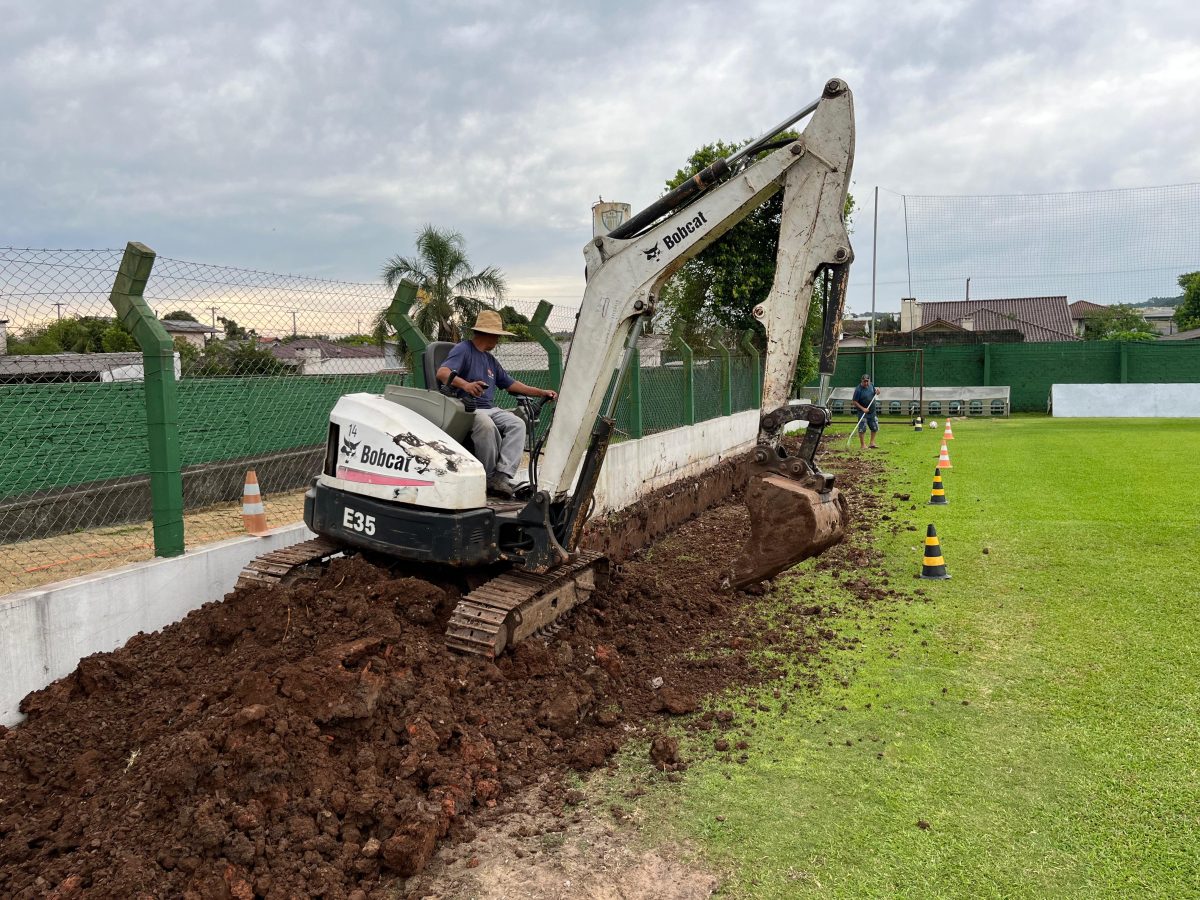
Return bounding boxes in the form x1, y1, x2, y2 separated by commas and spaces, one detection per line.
499, 304, 532, 340
656, 139, 855, 380
380, 225, 507, 343
217, 316, 250, 340
1174, 272, 1200, 331
1082, 304, 1158, 341
100, 324, 137, 352
8, 316, 135, 355
162, 310, 198, 322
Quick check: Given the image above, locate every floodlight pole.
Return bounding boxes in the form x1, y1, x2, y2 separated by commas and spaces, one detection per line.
870, 185, 878, 383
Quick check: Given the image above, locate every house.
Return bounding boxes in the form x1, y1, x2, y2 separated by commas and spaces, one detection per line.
1139, 307, 1182, 336
1159, 326, 1200, 341
1070, 301, 1179, 337
263, 338, 406, 376
160, 318, 219, 348
0, 352, 182, 384
494, 334, 667, 372
839, 318, 871, 348
900, 296, 1077, 343
1068, 300, 1107, 337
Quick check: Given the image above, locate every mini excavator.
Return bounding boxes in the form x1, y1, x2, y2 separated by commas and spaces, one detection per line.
238, 78, 857, 657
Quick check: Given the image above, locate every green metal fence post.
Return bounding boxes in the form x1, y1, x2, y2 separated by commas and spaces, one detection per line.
107, 242, 184, 557
739, 329, 762, 409
627, 346, 644, 438
529, 300, 563, 389
1119, 342, 1129, 383
674, 331, 696, 426
982, 342, 991, 386
385, 280, 430, 388
716, 341, 733, 417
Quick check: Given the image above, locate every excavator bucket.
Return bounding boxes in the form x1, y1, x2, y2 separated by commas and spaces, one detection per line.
729, 473, 848, 590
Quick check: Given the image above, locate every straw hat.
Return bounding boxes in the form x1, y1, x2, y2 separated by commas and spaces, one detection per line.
471, 309, 516, 336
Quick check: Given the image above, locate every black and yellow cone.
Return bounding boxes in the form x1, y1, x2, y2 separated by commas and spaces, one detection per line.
920, 524, 951, 579
913, 415, 923, 432
928, 466, 949, 505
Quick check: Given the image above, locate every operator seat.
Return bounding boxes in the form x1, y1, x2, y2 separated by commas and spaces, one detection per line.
423, 341, 456, 392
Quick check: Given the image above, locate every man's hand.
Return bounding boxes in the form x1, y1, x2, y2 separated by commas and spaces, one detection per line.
541, 389, 558, 402
459, 379, 487, 398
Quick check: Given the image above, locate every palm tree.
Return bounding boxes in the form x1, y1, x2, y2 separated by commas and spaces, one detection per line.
379, 225, 508, 343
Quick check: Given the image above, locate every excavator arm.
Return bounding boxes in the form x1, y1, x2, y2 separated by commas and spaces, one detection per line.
536, 79, 855, 586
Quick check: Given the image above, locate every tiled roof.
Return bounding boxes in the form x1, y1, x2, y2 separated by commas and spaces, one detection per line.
266, 338, 383, 360
919, 297, 1077, 342
1068, 300, 1105, 318
160, 319, 218, 334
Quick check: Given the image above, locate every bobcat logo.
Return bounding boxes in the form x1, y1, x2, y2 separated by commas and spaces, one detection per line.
642, 242, 661, 262
340, 435, 361, 460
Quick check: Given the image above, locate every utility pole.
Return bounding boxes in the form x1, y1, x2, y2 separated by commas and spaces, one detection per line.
209, 307, 219, 328
52, 301, 65, 321
291, 311, 298, 337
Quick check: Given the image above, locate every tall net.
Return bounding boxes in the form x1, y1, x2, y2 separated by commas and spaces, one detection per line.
902, 183, 1200, 305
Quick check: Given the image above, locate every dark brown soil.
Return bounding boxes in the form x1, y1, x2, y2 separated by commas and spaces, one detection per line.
0, 445, 890, 899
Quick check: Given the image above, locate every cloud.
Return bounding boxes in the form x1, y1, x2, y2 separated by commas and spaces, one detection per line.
1, 0, 1197, 315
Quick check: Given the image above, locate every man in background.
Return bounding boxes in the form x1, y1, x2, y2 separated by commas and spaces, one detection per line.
852, 373, 880, 449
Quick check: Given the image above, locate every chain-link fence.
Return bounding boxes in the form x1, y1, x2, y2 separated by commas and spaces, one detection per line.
1, 246, 763, 591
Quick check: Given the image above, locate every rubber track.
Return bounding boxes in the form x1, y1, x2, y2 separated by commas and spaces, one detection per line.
234, 536, 344, 590
445, 551, 605, 657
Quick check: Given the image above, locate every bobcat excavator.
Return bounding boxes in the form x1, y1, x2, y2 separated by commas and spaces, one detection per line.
238, 78, 856, 657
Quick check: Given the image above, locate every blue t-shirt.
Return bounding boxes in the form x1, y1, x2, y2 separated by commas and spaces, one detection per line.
441, 340, 514, 409
852, 383, 878, 413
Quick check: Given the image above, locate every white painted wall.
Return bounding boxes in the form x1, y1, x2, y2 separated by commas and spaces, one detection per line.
1, 412, 760, 726
592, 410, 758, 513
1, 524, 313, 725
1051, 383, 1200, 417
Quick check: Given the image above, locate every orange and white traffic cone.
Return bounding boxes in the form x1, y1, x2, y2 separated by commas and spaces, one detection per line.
242, 469, 269, 535
943, 421, 954, 441
937, 442, 953, 469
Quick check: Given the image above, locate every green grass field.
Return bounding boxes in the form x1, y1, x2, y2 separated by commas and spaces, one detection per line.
627, 416, 1200, 898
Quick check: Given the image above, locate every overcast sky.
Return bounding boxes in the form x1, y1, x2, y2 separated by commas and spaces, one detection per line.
3, 0, 1199, 315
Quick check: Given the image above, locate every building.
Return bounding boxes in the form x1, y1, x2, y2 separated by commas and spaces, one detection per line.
1070, 301, 1180, 337
0, 352, 182, 384
262, 338, 406, 376
1139, 307, 1182, 336
160, 318, 219, 348
1068, 300, 1107, 337
839, 319, 871, 348
493, 334, 667, 371
900, 296, 1077, 343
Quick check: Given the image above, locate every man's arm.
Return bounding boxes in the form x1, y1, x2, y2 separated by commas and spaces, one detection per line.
436, 365, 487, 397
507, 380, 557, 401
853, 388, 880, 413
436, 345, 487, 397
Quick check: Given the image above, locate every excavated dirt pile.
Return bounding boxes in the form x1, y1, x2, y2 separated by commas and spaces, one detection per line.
0, 449, 887, 899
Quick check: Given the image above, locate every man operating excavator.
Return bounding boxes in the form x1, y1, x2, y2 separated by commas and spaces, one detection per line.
436, 309, 558, 499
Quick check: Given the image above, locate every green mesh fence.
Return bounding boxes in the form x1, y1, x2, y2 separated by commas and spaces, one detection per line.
814, 341, 1200, 411
1, 247, 762, 591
